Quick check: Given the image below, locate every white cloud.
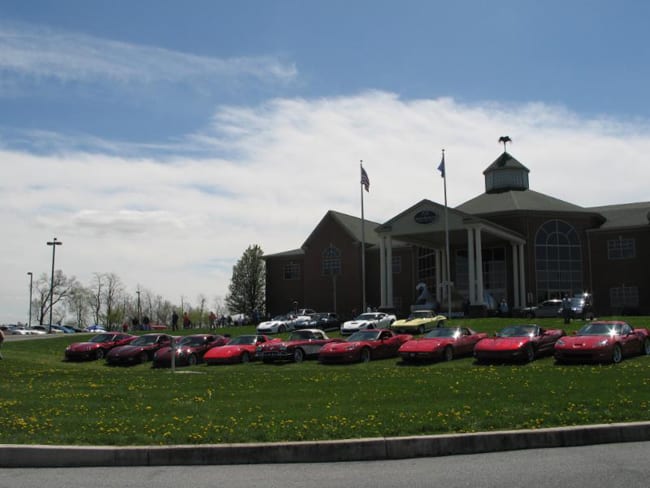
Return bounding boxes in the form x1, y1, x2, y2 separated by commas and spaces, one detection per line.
2, 92, 650, 323
0, 21, 297, 87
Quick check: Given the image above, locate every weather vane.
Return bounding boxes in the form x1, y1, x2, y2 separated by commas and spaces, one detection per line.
498, 136, 512, 153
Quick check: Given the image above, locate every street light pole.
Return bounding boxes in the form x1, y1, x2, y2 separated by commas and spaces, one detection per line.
46, 238, 62, 333
27, 271, 33, 328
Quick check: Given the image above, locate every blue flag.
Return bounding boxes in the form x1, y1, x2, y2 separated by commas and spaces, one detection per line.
437, 154, 445, 178
360, 166, 370, 192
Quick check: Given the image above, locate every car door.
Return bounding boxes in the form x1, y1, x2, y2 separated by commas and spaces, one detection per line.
619, 324, 640, 356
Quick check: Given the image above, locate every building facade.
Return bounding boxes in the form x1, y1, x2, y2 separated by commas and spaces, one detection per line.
264, 151, 650, 319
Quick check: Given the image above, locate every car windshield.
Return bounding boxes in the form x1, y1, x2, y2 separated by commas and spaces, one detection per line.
498, 325, 538, 337
178, 336, 207, 346
578, 323, 622, 336
288, 331, 317, 340
228, 336, 256, 345
424, 328, 458, 338
355, 313, 378, 321
347, 330, 381, 341
409, 311, 434, 319
89, 334, 113, 343
131, 335, 160, 346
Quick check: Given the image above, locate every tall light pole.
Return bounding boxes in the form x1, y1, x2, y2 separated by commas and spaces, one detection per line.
27, 271, 33, 328
47, 238, 62, 333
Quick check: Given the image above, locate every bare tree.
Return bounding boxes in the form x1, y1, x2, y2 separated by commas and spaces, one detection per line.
88, 272, 104, 326
67, 283, 92, 327
35, 270, 78, 325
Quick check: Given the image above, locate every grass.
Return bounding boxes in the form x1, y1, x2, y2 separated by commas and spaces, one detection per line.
1, 317, 649, 445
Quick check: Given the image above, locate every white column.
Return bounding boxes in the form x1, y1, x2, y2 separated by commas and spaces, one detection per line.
467, 227, 476, 304
475, 226, 484, 305
518, 244, 526, 308
379, 236, 387, 307
512, 244, 520, 309
386, 236, 394, 307
435, 249, 442, 303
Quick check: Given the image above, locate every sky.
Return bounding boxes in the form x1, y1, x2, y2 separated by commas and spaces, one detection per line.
2, 0, 650, 324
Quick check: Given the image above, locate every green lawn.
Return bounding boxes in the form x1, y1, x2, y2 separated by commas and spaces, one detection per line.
1, 317, 649, 445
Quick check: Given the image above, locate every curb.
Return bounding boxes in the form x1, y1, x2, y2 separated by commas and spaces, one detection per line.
2, 421, 650, 467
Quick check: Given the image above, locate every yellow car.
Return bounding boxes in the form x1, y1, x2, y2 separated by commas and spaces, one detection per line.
390, 310, 447, 334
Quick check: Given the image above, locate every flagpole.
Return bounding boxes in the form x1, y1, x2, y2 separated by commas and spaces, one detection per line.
440, 149, 452, 318
360, 160, 367, 312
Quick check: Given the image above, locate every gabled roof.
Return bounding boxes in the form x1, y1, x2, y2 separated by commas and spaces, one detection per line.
457, 189, 587, 215
302, 210, 382, 249
483, 151, 530, 174
587, 201, 650, 230
263, 248, 304, 259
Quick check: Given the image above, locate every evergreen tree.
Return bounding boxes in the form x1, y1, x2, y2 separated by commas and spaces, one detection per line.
226, 244, 265, 317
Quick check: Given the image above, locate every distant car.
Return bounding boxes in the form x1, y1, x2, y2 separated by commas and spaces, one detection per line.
554, 321, 650, 364
86, 324, 107, 333
49, 324, 77, 334
256, 315, 295, 334
106, 333, 173, 365
474, 324, 565, 363
65, 333, 137, 361
390, 310, 447, 334
257, 329, 343, 363
290, 314, 315, 330
295, 312, 341, 331
2, 325, 30, 335
153, 334, 229, 367
204, 335, 280, 365
319, 329, 412, 363
398, 327, 488, 362
520, 299, 562, 318
340, 312, 396, 336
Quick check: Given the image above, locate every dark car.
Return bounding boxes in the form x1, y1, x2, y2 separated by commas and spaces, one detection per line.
65, 333, 137, 361
152, 334, 229, 367
295, 312, 341, 331
521, 299, 562, 318
106, 333, 173, 365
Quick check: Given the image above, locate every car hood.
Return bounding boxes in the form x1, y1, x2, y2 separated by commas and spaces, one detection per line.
108, 344, 148, 356
399, 338, 450, 351
476, 337, 530, 351
557, 335, 613, 347
67, 342, 102, 350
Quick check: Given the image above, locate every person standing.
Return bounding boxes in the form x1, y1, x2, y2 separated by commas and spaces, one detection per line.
171, 310, 179, 331
0, 327, 5, 359
562, 294, 572, 324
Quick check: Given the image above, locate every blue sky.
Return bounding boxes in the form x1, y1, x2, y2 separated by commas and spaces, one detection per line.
2, 1, 650, 323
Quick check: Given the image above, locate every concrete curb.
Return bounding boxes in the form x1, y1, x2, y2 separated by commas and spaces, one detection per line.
2, 421, 650, 467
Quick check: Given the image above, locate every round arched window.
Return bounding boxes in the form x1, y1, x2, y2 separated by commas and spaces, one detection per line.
534, 220, 582, 301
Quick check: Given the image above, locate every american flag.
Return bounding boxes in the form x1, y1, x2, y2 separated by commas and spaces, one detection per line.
360, 166, 370, 192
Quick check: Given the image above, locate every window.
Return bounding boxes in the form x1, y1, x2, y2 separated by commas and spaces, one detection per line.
610, 286, 639, 308
607, 237, 636, 260
535, 220, 583, 300
392, 256, 402, 274
283, 262, 301, 280
322, 245, 341, 276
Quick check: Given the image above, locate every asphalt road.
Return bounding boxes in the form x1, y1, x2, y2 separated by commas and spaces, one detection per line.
2, 441, 649, 488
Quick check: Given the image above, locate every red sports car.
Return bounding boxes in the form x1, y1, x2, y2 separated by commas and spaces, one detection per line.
318, 329, 412, 364
474, 324, 565, 363
105, 333, 173, 365
204, 334, 279, 365
554, 320, 650, 364
257, 328, 344, 363
64, 332, 136, 361
152, 334, 230, 367
398, 326, 488, 363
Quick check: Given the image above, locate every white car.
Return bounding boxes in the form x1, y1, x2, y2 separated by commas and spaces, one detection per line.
340, 312, 396, 336
256, 315, 295, 334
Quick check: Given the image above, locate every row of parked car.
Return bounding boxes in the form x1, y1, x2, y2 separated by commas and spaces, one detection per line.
64, 319, 650, 367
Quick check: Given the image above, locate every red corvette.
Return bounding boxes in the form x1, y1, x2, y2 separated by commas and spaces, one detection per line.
64, 333, 136, 361
204, 334, 279, 365
318, 329, 412, 364
398, 326, 488, 363
554, 321, 650, 364
106, 333, 173, 365
474, 324, 565, 363
257, 328, 343, 363
152, 334, 230, 367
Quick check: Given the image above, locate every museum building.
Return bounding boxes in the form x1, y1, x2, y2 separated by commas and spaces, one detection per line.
263, 150, 650, 319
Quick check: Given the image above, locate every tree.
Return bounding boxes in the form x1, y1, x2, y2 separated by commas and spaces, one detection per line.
226, 244, 265, 317
34, 270, 78, 325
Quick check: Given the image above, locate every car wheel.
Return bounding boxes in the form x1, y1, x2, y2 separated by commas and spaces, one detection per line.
443, 346, 454, 362
643, 338, 650, 356
360, 348, 371, 363
139, 352, 149, 363
241, 352, 250, 363
612, 344, 623, 364
293, 348, 305, 363
95, 349, 105, 360
278, 325, 286, 333
188, 354, 198, 366
524, 344, 535, 363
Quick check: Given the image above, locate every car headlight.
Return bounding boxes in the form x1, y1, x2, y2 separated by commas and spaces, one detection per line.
346, 345, 357, 351
556, 339, 565, 346
597, 339, 608, 347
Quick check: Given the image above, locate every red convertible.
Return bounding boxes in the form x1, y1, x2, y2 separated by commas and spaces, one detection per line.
152, 334, 230, 367
398, 326, 488, 363
554, 321, 650, 364
318, 329, 412, 363
105, 333, 173, 365
204, 334, 280, 365
257, 328, 343, 363
64, 332, 136, 361
474, 324, 565, 363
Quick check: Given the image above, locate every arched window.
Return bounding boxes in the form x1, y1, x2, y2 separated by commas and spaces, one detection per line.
534, 220, 582, 301
322, 245, 341, 276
